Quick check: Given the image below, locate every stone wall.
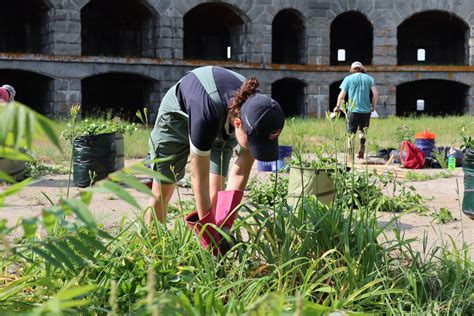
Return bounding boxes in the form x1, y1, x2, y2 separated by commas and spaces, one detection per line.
0, 0, 472, 118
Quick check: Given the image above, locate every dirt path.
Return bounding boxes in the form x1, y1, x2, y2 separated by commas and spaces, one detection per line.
1, 160, 472, 256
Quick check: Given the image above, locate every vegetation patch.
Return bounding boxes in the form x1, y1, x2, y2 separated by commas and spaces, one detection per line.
0, 103, 472, 314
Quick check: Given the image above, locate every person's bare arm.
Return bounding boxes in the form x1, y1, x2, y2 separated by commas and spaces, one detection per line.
190, 153, 212, 219
226, 148, 254, 191
371, 86, 378, 112
334, 90, 347, 112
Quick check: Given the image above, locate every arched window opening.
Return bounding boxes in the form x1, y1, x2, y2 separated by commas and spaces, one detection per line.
0, 69, 53, 114
184, 3, 245, 61
81, 73, 158, 121
397, 11, 468, 65
330, 11, 373, 66
272, 9, 305, 64
272, 78, 306, 117
0, 0, 49, 53
396, 80, 468, 116
81, 0, 157, 57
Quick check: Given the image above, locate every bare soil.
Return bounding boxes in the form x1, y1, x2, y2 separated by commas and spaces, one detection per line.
1, 160, 472, 256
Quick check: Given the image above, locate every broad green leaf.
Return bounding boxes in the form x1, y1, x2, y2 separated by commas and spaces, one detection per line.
78, 231, 106, 252
91, 180, 141, 209
129, 164, 172, 183
32, 247, 65, 271
14, 104, 26, 148
57, 284, 96, 301
56, 240, 85, 266
42, 209, 57, 235
44, 243, 76, 272
0, 146, 32, 161
67, 236, 97, 262
62, 198, 96, 228
0, 170, 15, 183
36, 116, 62, 151
80, 191, 93, 205
22, 217, 38, 239
59, 298, 93, 309
25, 111, 35, 150
108, 172, 153, 196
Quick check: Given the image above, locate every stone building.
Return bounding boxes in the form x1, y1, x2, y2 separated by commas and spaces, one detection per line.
0, 0, 473, 120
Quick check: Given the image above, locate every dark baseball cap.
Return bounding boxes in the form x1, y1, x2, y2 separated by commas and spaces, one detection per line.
240, 93, 285, 161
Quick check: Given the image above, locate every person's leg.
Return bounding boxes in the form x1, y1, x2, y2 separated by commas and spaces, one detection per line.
357, 114, 371, 159
148, 182, 175, 223
358, 130, 366, 159
147, 84, 189, 223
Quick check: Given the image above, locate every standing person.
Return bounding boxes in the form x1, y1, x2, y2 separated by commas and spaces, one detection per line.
334, 61, 378, 160
148, 66, 285, 248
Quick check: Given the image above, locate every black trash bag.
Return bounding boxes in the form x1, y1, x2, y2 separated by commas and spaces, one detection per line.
462, 149, 474, 219
73, 133, 116, 188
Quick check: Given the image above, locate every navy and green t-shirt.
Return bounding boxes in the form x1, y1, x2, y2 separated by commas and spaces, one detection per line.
176, 66, 245, 156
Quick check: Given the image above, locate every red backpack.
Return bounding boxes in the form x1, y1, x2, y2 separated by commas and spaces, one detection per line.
400, 141, 425, 169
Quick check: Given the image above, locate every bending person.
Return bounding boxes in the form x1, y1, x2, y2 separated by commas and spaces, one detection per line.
148, 66, 285, 233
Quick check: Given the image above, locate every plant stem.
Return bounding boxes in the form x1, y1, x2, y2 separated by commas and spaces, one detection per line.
66, 115, 77, 198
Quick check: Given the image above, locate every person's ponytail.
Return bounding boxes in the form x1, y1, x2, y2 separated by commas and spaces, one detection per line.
229, 77, 259, 118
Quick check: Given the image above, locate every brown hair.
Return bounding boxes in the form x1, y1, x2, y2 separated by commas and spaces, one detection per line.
350, 67, 366, 74
229, 77, 259, 119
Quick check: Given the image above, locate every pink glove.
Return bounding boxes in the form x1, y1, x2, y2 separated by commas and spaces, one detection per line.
213, 190, 244, 230
185, 209, 220, 254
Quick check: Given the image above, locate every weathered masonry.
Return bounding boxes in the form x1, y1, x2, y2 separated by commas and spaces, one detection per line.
0, 0, 473, 120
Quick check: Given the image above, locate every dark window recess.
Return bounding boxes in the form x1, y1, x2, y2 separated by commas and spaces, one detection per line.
81, 0, 155, 57
398, 11, 468, 65
0, 0, 49, 53
272, 10, 305, 64
329, 80, 347, 113
272, 78, 306, 117
330, 11, 373, 66
0, 70, 52, 114
396, 80, 468, 116
184, 3, 244, 60
81, 73, 156, 121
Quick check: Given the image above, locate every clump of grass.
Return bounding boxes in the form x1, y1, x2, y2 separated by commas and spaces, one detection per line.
24, 160, 69, 178
405, 171, 452, 182
431, 207, 456, 224
248, 173, 289, 206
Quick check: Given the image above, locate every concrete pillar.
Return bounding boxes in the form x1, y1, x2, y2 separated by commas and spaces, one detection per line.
47, 8, 81, 55
156, 16, 183, 60
372, 21, 397, 66
50, 78, 81, 117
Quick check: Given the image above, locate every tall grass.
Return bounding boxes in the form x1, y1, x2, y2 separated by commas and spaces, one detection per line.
278, 115, 472, 153
30, 115, 472, 166
1, 104, 473, 314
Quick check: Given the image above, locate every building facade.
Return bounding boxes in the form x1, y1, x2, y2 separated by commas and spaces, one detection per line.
0, 0, 473, 120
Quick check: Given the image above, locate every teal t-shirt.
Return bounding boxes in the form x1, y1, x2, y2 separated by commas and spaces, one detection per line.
340, 73, 375, 113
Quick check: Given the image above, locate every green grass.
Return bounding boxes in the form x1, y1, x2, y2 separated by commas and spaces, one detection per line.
31, 115, 471, 166
279, 115, 472, 153
31, 120, 151, 165
405, 170, 453, 181
2, 104, 473, 314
